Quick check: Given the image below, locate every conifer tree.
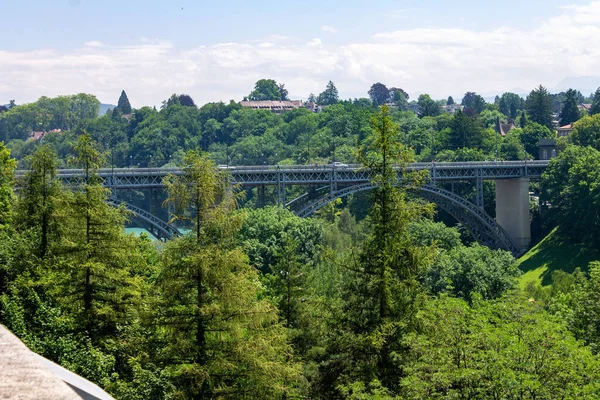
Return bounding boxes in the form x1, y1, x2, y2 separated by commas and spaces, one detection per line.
590, 87, 600, 116
525, 85, 553, 129
117, 90, 132, 114
317, 81, 339, 105
53, 133, 142, 337
17, 145, 61, 258
328, 106, 435, 395
559, 88, 582, 126
0, 142, 15, 229
157, 151, 300, 399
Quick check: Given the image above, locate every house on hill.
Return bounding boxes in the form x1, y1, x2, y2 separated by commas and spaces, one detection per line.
28, 129, 62, 141
557, 123, 574, 137
240, 100, 303, 114
495, 119, 516, 136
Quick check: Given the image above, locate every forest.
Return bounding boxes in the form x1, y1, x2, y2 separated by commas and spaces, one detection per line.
3, 81, 600, 398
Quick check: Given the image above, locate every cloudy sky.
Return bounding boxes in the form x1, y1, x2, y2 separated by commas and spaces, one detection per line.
2, 0, 600, 107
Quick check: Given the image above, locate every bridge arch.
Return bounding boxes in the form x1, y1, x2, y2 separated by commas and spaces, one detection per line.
108, 197, 181, 242
293, 184, 521, 256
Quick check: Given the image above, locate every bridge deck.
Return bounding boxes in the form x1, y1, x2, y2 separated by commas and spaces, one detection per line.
15, 161, 550, 189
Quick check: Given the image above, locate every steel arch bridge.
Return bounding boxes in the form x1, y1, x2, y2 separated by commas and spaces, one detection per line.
291, 183, 520, 255
108, 197, 181, 241
15, 160, 549, 252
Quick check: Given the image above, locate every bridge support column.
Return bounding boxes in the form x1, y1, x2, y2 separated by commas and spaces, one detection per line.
495, 178, 531, 250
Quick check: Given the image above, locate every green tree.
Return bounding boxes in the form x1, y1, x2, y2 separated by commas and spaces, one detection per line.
461, 92, 486, 113
368, 82, 390, 106
158, 151, 299, 398
498, 92, 524, 120
447, 96, 455, 105
0, 142, 15, 229
402, 295, 600, 399
325, 106, 435, 396
590, 87, 600, 116
560, 88, 582, 126
417, 94, 441, 118
317, 81, 339, 105
525, 85, 553, 129
448, 109, 482, 149
248, 79, 282, 101
520, 122, 555, 158
53, 133, 142, 338
424, 244, 519, 302
570, 114, 600, 150
541, 145, 600, 246
17, 145, 61, 258
117, 90, 132, 114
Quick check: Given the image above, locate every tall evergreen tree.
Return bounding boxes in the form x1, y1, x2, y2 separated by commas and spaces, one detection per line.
157, 151, 299, 398
53, 133, 142, 338
117, 90, 132, 114
525, 85, 553, 129
17, 145, 61, 259
447, 96, 455, 105
325, 106, 435, 396
449, 109, 482, 149
317, 81, 339, 105
590, 87, 600, 116
559, 88, 582, 126
0, 142, 15, 229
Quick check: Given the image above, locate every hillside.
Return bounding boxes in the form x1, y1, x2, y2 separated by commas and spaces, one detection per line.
518, 227, 599, 287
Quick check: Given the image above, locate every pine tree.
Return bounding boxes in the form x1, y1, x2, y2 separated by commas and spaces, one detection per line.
590, 87, 600, 116
317, 81, 339, 105
447, 96, 455, 105
520, 110, 528, 128
559, 88, 582, 126
117, 90, 132, 114
157, 151, 300, 399
0, 142, 15, 229
52, 133, 142, 338
329, 106, 435, 395
525, 85, 553, 129
17, 145, 61, 259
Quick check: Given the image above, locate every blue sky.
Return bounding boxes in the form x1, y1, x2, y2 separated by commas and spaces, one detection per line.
2, 0, 600, 106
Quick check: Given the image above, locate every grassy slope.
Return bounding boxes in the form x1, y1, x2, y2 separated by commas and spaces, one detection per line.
518, 227, 599, 288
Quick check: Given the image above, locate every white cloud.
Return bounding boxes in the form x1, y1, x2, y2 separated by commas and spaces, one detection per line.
4, 2, 600, 106
321, 25, 337, 33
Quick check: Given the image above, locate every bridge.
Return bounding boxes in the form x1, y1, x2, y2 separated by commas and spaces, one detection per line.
16, 160, 549, 256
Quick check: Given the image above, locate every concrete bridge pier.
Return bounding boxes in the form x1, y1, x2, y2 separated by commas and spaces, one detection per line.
495, 178, 531, 251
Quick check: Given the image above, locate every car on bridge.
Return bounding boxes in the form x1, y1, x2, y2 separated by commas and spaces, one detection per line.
330, 161, 348, 168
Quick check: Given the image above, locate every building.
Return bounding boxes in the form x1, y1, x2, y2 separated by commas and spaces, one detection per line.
443, 104, 464, 115
557, 123, 574, 137
240, 100, 303, 114
495, 120, 517, 136
538, 139, 557, 160
28, 129, 62, 141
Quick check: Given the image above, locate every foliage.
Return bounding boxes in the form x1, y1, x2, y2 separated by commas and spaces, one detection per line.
559, 88, 582, 126
117, 90, 132, 114
525, 85, 553, 129
417, 94, 441, 118
570, 114, 600, 150
498, 92, 524, 119
590, 87, 600, 116
248, 78, 283, 101
520, 122, 555, 158
461, 92, 486, 113
424, 244, 519, 302
238, 206, 323, 273
402, 295, 600, 399
541, 145, 600, 247
159, 151, 300, 398
0, 142, 16, 228
368, 82, 390, 106
318, 81, 339, 105
448, 109, 482, 149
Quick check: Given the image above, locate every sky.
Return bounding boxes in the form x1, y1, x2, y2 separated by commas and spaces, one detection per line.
2, 0, 600, 107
